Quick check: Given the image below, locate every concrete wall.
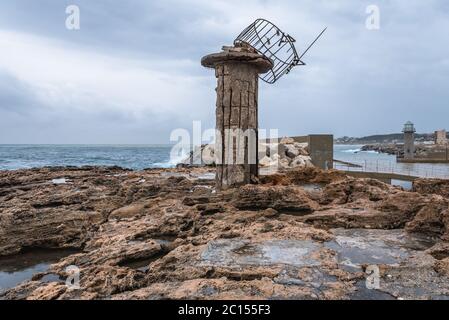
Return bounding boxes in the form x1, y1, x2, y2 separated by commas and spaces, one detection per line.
308, 135, 334, 170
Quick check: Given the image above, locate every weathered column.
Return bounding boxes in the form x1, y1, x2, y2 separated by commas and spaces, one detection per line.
201, 44, 273, 190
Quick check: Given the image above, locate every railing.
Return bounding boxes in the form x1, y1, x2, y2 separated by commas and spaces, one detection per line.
333, 159, 449, 179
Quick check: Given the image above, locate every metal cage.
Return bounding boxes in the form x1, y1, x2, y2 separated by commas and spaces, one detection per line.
234, 18, 326, 84
234, 19, 304, 84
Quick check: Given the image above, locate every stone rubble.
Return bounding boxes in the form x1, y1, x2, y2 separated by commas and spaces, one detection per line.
179, 138, 313, 170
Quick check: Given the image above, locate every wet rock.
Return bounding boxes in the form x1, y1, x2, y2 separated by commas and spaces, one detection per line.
201, 239, 322, 268
26, 282, 67, 300
434, 258, 449, 276
2, 166, 449, 300
285, 144, 300, 158
280, 137, 295, 144
321, 178, 396, 205
262, 208, 279, 218
426, 242, 449, 260
259, 156, 272, 167
231, 185, 318, 214
413, 179, 449, 198
294, 142, 309, 155
182, 196, 210, 206
406, 198, 449, 238
109, 202, 147, 220
291, 155, 313, 169
260, 167, 346, 186
197, 204, 225, 216
0, 208, 103, 256
298, 208, 410, 229
278, 158, 291, 169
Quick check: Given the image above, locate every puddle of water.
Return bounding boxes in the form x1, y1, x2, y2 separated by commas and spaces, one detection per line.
274, 267, 337, 289
300, 183, 324, 192
118, 250, 169, 272
159, 171, 215, 181
0, 249, 79, 292
325, 229, 436, 271
40, 273, 63, 283
432, 295, 449, 300
391, 179, 413, 191
200, 231, 443, 300
201, 239, 320, 267
160, 172, 187, 178
193, 173, 215, 180
350, 280, 396, 300
201, 231, 434, 270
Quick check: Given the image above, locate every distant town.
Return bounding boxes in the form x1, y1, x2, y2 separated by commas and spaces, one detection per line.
336, 130, 449, 145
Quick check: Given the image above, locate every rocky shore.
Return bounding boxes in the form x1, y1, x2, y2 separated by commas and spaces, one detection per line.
360, 144, 400, 155
1, 166, 449, 300
361, 143, 443, 157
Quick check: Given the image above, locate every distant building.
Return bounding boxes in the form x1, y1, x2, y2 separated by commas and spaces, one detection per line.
435, 130, 448, 145
403, 121, 416, 159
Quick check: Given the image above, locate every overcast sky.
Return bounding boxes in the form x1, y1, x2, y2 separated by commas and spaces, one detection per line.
0, 0, 448, 144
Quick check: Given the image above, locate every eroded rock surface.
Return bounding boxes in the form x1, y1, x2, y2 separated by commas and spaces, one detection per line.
1, 166, 449, 300
413, 178, 449, 198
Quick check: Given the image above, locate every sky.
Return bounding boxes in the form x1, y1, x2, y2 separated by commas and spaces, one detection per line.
0, 0, 448, 144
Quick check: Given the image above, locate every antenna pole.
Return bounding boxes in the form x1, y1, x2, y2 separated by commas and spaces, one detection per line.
299, 27, 327, 60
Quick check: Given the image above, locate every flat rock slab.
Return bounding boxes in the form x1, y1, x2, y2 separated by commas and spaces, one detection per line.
200, 239, 321, 268
326, 229, 436, 271
201, 230, 436, 271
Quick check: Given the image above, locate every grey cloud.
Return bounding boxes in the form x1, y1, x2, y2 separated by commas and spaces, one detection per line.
0, 71, 39, 114
0, 0, 448, 143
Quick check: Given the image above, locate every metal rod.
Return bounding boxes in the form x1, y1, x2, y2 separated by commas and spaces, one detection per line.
248, 20, 271, 45
299, 27, 327, 60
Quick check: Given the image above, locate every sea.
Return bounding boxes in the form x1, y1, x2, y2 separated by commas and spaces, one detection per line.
0, 144, 182, 171
0, 144, 449, 179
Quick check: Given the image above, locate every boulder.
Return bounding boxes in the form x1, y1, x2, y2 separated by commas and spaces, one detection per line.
294, 142, 309, 156
406, 198, 449, 239
291, 155, 313, 169
277, 143, 288, 159
202, 144, 216, 165
259, 156, 272, 167
258, 143, 270, 157
413, 179, 449, 198
285, 144, 300, 158
280, 137, 295, 144
279, 158, 291, 169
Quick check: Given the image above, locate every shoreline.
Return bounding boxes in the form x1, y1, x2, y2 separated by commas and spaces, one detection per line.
1, 165, 449, 299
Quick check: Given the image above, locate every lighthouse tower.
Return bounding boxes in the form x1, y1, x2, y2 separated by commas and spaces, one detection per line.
403, 121, 416, 159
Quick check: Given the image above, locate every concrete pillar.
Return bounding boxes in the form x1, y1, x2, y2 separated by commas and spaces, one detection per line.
201, 44, 273, 190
